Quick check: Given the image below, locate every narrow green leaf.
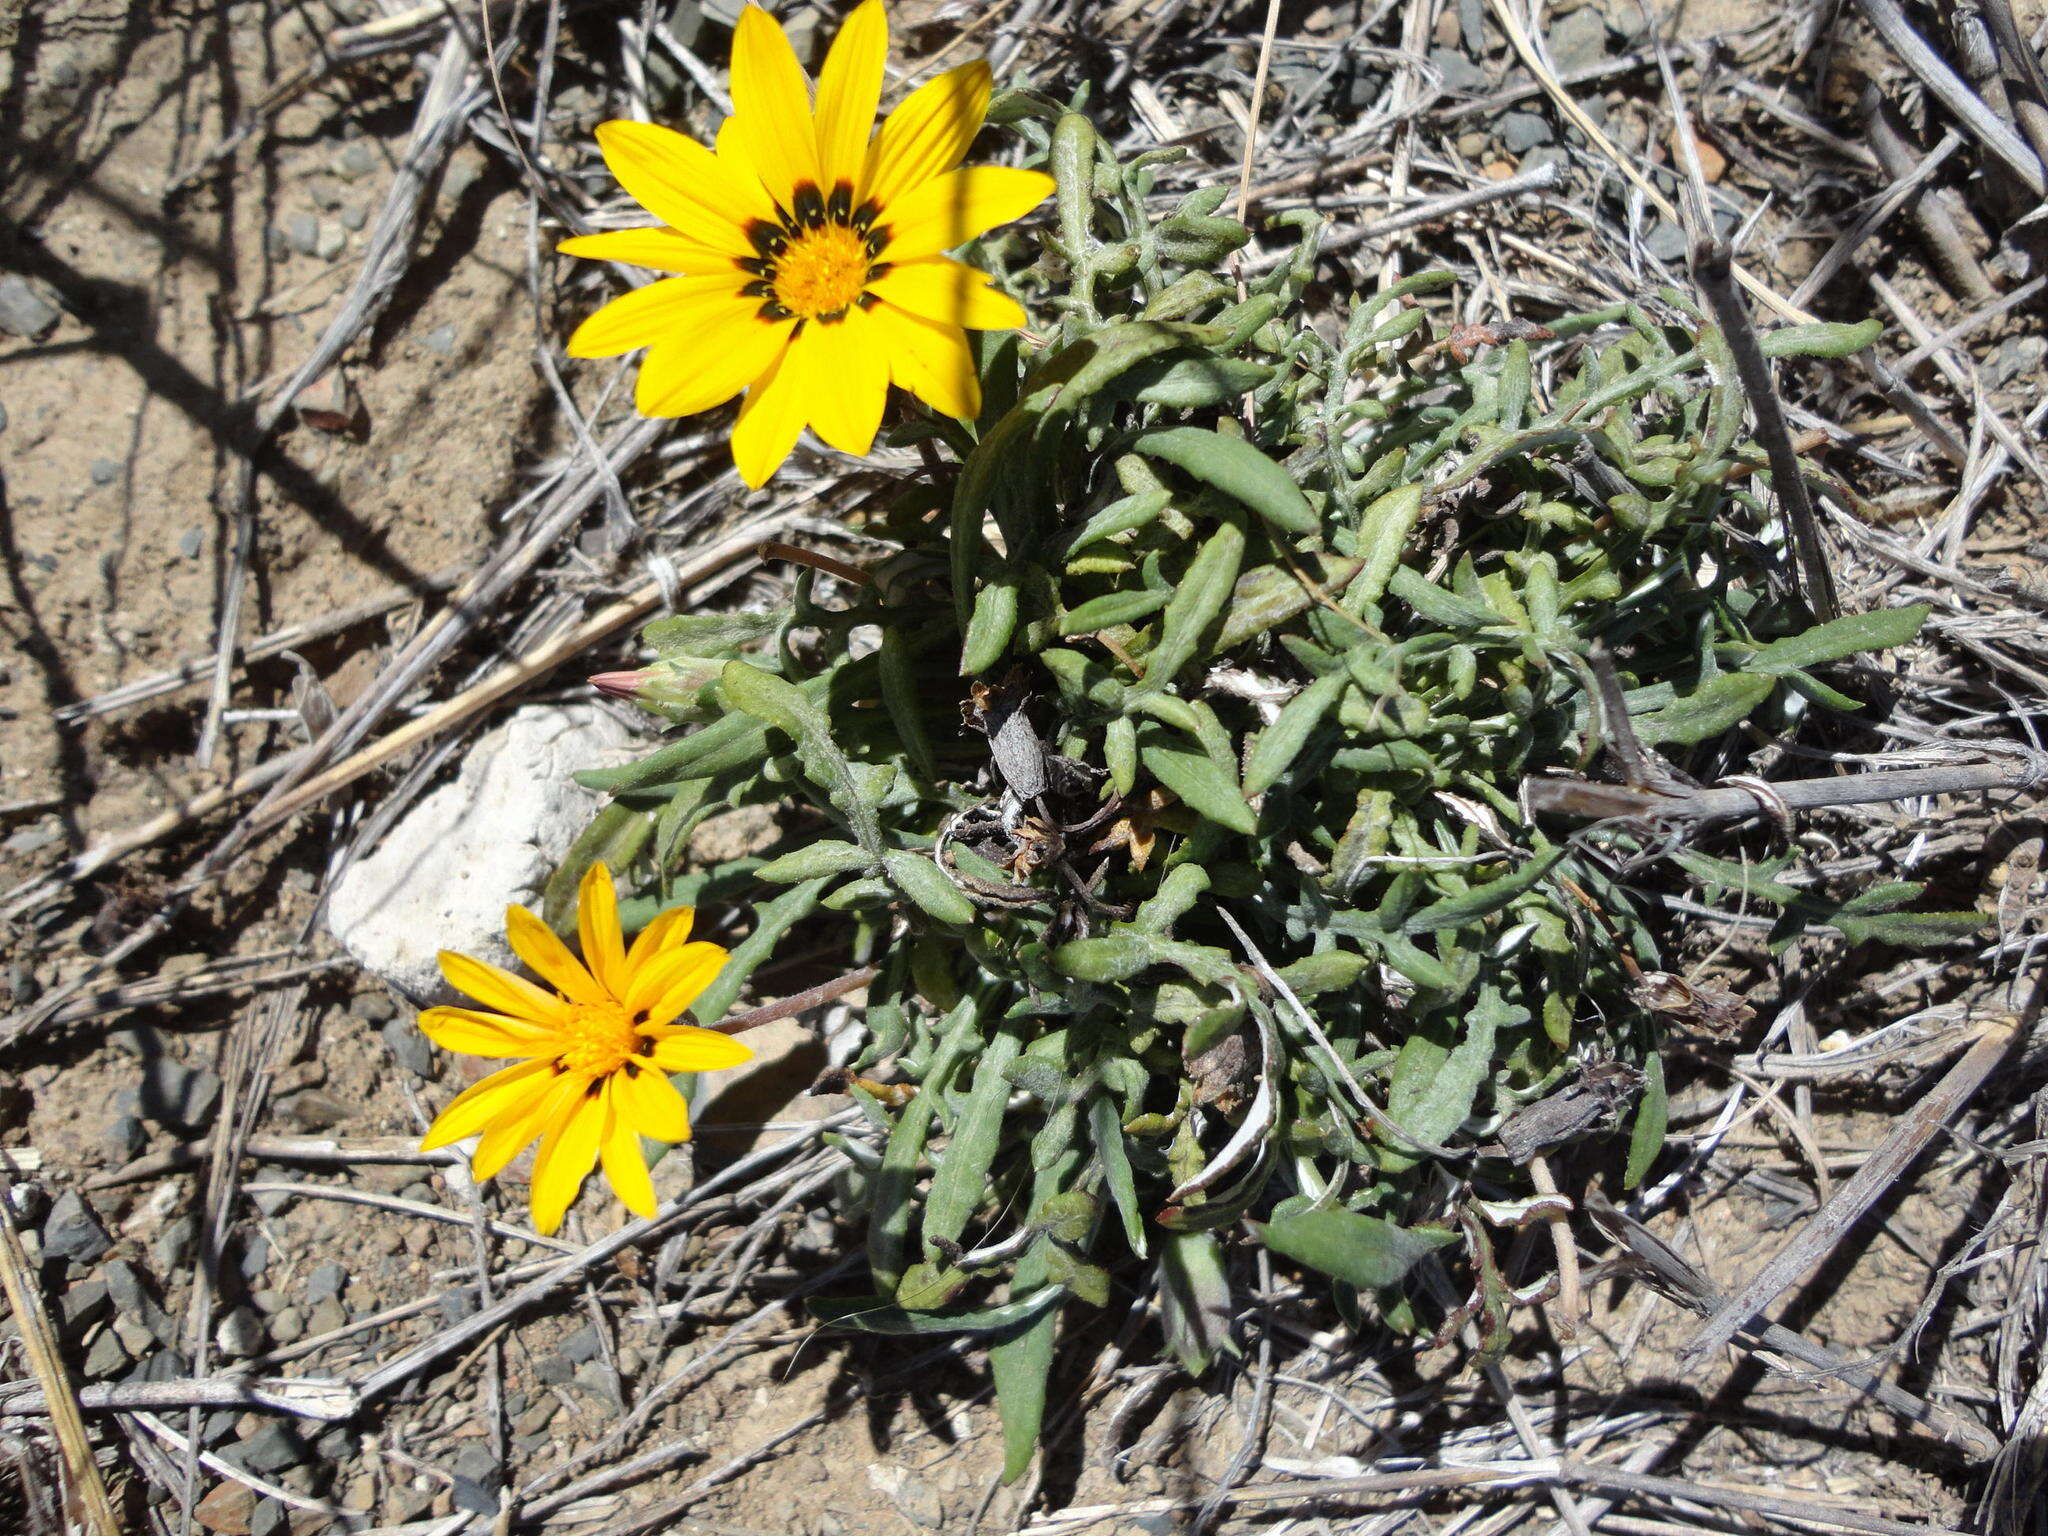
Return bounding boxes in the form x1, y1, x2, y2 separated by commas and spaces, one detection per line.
1133, 426, 1319, 535
1257, 1209, 1456, 1291
1741, 604, 1928, 675
1057, 586, 1170, 636
1759, 318, 1881, 358
1623, 1052, 1667, 1189
1139, 516, 1245, 689
1140, 735, 1257, 834
755, 840, 874, 883
1633, 671, 1775, 745
1353, 485, 1424, 605
869, 997, 982, 1291
811, 1284, 1062, 1337
961, 575, 1021, 675
1244, 671, 1346, 794
1403, 847, 1564, 934
1212, 555, 1365, 651
880, 628, 938, 781
883, 851, 976, 926
1089, 1092, 1147, 1259
642, 610, 782, 659
924, 1030, 1026, 1249
719, 660, 882, 852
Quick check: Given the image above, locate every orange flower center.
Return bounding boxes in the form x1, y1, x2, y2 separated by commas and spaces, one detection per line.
556, 1001, 644, 1077
738, 181, 893, 324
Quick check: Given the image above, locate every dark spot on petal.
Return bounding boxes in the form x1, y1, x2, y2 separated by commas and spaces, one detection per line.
816, 307, 848, 324
826, 180, 854, 224
740, 278, 773, 298
864, 225, 891, 259
792, 182, 827, 229
622, 1060, 642, 1078
584, 1079, 604, 1098
736, 255, 774, 278
758, 300, 794, 322
856, 292, 880, 310
867, 261, 892, 281
851, 198, 881, 233
747, 220, 787, 259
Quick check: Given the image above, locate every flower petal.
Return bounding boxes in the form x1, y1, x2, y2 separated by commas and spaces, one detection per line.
645, 1024, 757, 1073
577, 864, 627, 999
530, 1084, 607, 1235
730, 333, 811, 487
557, 226, 731, 274
870, 300, 980, 420
473, 1068, 583, 1181
597, 1080, 658, 1218
730, 5, 822, 216
418, 1007, 556, 1060
636, 305, 796, 418
438, 950, 568, 1025
798, 306, 888, 455
815, 0, 887, 191
878, 166, 1055, 263
867, 255, 1026, 330
506, 905, 608, 1007
420, 1058, 557, 1151
615, 1063, 692, 1143
593, 120, 774, 253
862, 61, 991, 208
623, 941, 731, 1025
566, 274, 756, 359
623, 905, 695, 976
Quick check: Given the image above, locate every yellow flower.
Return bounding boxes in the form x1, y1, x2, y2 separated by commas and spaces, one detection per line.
418, 864, 751, 1235
560, 0, 1054, 487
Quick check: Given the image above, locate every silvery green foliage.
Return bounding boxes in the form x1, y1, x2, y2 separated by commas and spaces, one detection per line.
568, 108, 1946, 1475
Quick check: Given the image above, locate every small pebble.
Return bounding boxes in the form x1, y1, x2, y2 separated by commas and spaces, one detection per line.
232, 1422, 313, 1476
216, 1305, 265, 1359
153, 1214, 198, 1271
316, 220, 346, 260
83, 1329, 129, 1378
382, 1016, 437, 1078
90, 457, 123, 486
339, 203, 368, 232
339, 141, 379, 178
271, 1306, 305, 1345
0, 400, 10, 433
9, 963, 39, 1007
0, 274, 61, 338
102, 1115, 146, 1161
41, 1190, 112, 1266
177, 527, 204, 559
351, 990, 397, 1024
47, 57, 81, 89
422, 323, 458, 357
285, 211, 320, 257
251, 1497, 290, 1536
306, 1261, 349, 1306
1497, 110, 1551, 154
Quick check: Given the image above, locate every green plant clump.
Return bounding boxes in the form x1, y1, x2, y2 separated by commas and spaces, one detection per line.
566, 107, 1943, 1475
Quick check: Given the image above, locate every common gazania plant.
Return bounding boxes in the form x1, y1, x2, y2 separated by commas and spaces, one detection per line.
531, 33, 1967, 1478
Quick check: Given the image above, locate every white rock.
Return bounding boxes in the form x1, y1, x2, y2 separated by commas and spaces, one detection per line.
328, 704, 637, 1002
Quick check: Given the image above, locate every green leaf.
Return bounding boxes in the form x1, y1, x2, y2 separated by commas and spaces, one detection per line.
1057, 586, 1170, 636
754, 840, 875, 883
1132, 426, 1319, 535
1353, 485, 1425, 605
1141, 734, 1257, 834
884, 850, 978, 926
1089, 1091, 1147, 1259
1387, 566, 1496, 629
1245, 672, 1347, 795
1632, 671, 1775, 745
869, 997, 982, 1291
811, 1284, 1063, 1337
1213, 555, 1365, 651
1759, 318, 1881, 358
1740, 604, 1928, 675
1403, 847, 1564, 934
687, 877, 828, 1026
923, 1029, 1026, 1250
642, 610, 782, 659
1256, 1209, 1456, 1291
1833, 908, 1988, 946
1111, 354, 1273, 408
1157, 1230, 1236, 1376
880, 628, 938, 781
1139, 515, 1245, 689
1382, 1003, 1498, 1171
1623, 1052, 1667, 1189
961, 574, 1021, 674
719, 660, 882, 852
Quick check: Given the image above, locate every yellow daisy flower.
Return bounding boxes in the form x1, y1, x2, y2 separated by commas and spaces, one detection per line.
559, 0, 1054, 487
417, 864, 752, 1235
